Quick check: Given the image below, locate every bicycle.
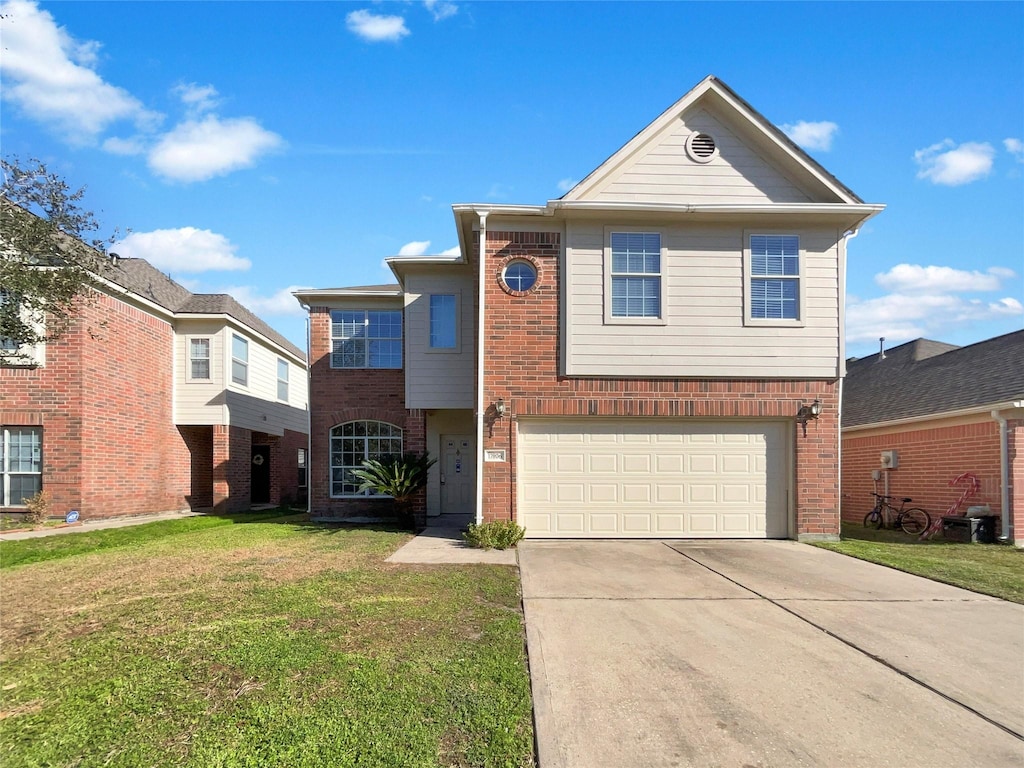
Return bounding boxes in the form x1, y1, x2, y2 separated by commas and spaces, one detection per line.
864, 493, 931, 535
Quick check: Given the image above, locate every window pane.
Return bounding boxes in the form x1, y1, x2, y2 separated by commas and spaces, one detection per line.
8, 429, 41, 472
369, 340, 402, 369
231, 335, 248, 362
429, 294, 457, 348
191, 360, 210, 379
751, 235, 799, 276
190, 338, 209, 358
368, 311, 402, 340
231, 359, 247, 385
9, 474, 42, 506
611, 232, 660, 275
751, 279, 799, 320
611, 276, 660, 317
503, 261, 537, 292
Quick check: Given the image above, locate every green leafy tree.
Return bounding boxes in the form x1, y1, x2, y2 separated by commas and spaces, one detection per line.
350, 452, 437, 530
1, 157, 115, 357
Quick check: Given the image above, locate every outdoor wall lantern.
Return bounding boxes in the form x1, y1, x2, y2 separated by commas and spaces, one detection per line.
796, 399, 822, 436
495, 398, 506, 418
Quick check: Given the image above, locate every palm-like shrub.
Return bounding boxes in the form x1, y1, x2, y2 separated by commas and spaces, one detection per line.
350, 452, 436, 530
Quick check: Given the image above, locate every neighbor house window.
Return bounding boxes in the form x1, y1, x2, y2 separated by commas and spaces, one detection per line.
190, 338, 211, 380
330, 310, 402, 369
329, 420, 403, 497
277, 358, 289, 401
231, 334, 248, 386
749, 235, 801, 321
1, 427, 42, 507
429, 294, 457, 349
610, 232, 662, 318
297, 448, 307, 489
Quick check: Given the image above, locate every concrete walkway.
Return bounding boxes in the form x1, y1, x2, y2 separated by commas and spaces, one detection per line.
520, 540, 1024, 768
0, 509, 205, 541
386, 513, 517, 565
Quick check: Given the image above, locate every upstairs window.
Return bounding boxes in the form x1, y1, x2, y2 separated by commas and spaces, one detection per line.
610, 232, 662, 319
277, 358, 289, 401
331, 310, 402, 369
329, 420, 403, 497
189, 338, 211, 380
749, 235, 801, 321
429, 294, 457, 349
231, 334, 249, 386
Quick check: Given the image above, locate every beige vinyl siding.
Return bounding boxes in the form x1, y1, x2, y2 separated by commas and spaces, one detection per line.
585, 108, 813, 205
565, 221, 841, 378
175, 322, 307, 435
403, 266, 475, 409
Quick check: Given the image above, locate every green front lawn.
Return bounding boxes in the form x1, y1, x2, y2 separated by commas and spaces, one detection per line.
813, 523, 1024, 604
0, 513, 535, 767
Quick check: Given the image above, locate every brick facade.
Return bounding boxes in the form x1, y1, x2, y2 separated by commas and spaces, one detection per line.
479, 230, 840, 538
842, 417, 1022, 541
306, 307, 427, 523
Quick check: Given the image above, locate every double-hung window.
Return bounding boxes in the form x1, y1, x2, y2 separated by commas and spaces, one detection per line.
231, 334, 249, 386
609, 231, 662, 320
331, 310, 402, 368
329, 420, 403, 497
429, 294, 457, 349
1, 427, 42, 507
189, 338, 211, 380
277, 358, 289, 401
748, 235, 801, 322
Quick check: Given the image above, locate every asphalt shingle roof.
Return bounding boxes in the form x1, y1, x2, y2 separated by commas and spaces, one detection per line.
843, 331, 1024, 428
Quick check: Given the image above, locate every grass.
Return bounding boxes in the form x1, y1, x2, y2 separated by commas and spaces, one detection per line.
0, 513, 535, 767
813, 522, 1024, 604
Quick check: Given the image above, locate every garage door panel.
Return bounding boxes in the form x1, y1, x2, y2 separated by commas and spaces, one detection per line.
518, 419, 788, 539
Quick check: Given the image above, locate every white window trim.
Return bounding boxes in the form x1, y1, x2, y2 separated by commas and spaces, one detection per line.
426, 292, 460, 353
603, 226, 668, 326
329, 310, 404, 369
329, 420, 403, 499
277, 358, 289, 402
187, 336, 212, 382
743, 230, 806, 327
231, 333, 249, 387
1, 426, 43, 508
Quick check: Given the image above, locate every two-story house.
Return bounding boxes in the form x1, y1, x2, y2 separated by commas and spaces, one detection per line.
296, 76, 884, 540
1, 217, 309, 520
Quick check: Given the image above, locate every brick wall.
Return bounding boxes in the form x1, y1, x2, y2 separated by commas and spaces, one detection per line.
179, 426, 214, 509
213, 424, 251, 513
842, 417, 1021, 542
2, 291, 191, 519
480, 229, 840, 538
306, 307, 426, 521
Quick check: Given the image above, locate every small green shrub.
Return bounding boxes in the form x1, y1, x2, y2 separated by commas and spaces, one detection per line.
463, 521, 526, 550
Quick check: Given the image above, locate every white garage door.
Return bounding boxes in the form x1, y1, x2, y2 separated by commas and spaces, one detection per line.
518, 419, 788, 539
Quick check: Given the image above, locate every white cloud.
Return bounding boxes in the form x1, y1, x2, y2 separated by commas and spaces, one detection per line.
398, 240, 431, 256
424, 0, 458, 21
914, 139, 995, 186
346, 9, 410, 42
147, 116, 283, 182
224, 285, 312, 317
441, 246, 460, 256
114, 227, 251, 273
781, 120, 839, 151
557, 178, 579, 193
0, 0, 160, 143
173, 82, 220, 115
875, 264, 1016, 294
1005, 138, 1024, 163
102, 136, 146, 156
846, 262, 1022, 344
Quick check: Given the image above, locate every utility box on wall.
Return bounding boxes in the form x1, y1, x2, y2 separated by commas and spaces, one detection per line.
880, 450, 899, 469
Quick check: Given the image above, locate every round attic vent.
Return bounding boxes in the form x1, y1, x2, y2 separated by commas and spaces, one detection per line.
686, 132, 718, 163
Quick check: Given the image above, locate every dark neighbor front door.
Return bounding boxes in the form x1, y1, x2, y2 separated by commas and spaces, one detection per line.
251, 445, 271, 504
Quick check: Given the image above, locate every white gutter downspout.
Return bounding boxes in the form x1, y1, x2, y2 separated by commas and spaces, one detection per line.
835, 226, 859, 540
475, 212, 489, 526
992, 410, 1011, 543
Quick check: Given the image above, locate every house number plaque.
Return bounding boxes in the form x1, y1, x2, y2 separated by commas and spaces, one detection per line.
484, 450, 506, 462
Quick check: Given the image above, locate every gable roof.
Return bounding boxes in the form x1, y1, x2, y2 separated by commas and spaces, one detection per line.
843, 331, 1024, 428
562, 75, 863, 206
105, 258, 305, 360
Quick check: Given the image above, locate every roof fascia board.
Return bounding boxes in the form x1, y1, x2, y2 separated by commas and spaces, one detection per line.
89, 272, 177, 322
550, 201, 884, 216
175, 312, 305, 364
843, 400, 1024, 433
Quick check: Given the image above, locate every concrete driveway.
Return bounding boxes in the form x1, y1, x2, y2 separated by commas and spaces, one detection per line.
519, 540, 1024, 768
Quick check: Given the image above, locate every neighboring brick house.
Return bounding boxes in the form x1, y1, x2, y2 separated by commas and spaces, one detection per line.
841, 331, 1023, 545
1, 233, 309, 520
296, 75, 884, 540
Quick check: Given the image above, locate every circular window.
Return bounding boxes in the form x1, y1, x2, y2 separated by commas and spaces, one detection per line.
501, 260, 538, 293
686, 132, 718, 163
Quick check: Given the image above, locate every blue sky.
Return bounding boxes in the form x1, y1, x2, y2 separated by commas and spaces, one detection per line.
1, 0, 1021, 359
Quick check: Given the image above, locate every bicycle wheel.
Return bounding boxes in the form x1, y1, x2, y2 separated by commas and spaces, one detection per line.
900, 508, 930, 536
864, 509, 883, 529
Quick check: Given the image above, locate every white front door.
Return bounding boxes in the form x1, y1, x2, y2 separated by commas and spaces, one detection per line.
441, 435, 475, 515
